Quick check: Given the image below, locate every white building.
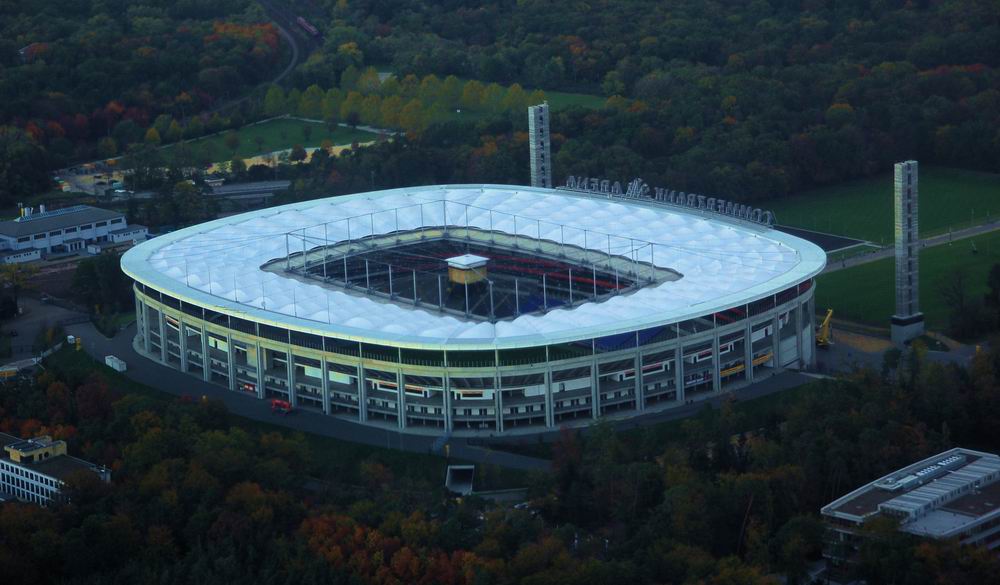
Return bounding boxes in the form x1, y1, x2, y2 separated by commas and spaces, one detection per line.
822, 448, 1000, 573
0, 433, 111, 507
0, 204, 147, 262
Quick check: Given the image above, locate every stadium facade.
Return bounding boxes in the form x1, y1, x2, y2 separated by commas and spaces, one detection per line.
121, 185, 825, 435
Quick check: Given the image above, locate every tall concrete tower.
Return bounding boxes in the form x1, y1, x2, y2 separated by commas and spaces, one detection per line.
891, 160, 924, 344
528, 102, 552, 188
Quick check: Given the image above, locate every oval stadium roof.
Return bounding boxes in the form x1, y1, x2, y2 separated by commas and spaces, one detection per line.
121, 185, 826, 349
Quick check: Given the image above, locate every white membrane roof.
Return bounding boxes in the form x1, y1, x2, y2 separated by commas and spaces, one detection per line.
122, 185, 826, 349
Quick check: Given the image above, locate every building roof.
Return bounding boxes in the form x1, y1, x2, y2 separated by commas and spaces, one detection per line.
211, 181, 290, 196
447, 254, 489, 269
110, 225, 146, 235
0, 432, 102, 482
121, 185, 826, 349
822, 448, 1000, 539
0, 206, 123, 239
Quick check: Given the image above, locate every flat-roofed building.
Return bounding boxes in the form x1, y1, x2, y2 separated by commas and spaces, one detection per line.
822, 448, 1000, 572
0, 433, 111, 506
0, 204, 147, 261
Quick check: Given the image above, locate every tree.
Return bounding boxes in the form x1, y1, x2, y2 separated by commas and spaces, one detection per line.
0, 126, 51, 203
183, 117, 204, 140
224, 132, 241, 154
460, 80, 485, 110
0, 263, 38, 310
398, 99, 428, 136
97, 136, 118, 159
264, 85, 286, 116
230, 157, 247, 178
165, 120, 183, 144
144, 127, 161, 145
290, 144, 307, 162
299, 84, 325, 118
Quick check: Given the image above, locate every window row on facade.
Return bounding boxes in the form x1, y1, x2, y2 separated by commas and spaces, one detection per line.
133, 281, 814, 434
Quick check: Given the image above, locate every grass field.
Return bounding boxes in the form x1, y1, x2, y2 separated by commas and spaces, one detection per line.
771, 167, 1000, 244
542, 89, 606, 110
816, 231, 1000, 328
162, 118, 378, 163
44, 347, 529, 490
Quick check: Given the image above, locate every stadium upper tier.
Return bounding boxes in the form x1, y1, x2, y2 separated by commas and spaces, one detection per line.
121, 185, 826, 348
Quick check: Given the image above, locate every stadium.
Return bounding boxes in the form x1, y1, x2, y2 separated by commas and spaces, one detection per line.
121, 184, 826, 435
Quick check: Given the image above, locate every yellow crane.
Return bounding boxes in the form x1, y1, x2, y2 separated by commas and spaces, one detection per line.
816, 309, 833, 348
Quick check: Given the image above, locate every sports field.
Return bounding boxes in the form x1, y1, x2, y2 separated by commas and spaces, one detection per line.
771, 167, 1000, 244
163, 118, 378, 163
816, 230, 1000, 328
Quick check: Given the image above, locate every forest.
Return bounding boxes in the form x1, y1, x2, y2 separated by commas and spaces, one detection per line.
4, 333, 1000, 583
0, 0, 283, 200
5, 1, 1000, 206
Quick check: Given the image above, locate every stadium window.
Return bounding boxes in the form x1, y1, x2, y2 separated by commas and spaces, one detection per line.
259, 324, 290, 343
110, 218, 123, 224
548, 340, 593, 361
95, 221, 107, 227
324, 337, 360, 357
446, 350, 495, 368
400, 348, 444, 367
65, 226, 77, 233
49, 230, 61, 236
80, 224, 92, 230
290, 330, 323, 350
361, 343, 399, 363
17, 236, 29, 243
33, 234, 44, 240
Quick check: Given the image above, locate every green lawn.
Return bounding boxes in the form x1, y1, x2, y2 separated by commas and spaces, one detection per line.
816, 231, 1000, 328
542, 89, 606, 110
770, 167, 1000, 244
162, 118, 378, 163
44, 347, 529, 489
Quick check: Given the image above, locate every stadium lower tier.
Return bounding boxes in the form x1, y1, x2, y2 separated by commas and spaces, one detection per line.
132, 281, 816, 435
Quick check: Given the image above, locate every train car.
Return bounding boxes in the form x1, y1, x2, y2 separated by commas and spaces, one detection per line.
296, 16, 319, 37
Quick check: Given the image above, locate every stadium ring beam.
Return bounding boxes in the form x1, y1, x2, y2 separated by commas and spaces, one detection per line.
122, 185, 826, 435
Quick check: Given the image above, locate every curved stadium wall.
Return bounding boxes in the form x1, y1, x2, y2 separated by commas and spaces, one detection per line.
122, 185, 826, 435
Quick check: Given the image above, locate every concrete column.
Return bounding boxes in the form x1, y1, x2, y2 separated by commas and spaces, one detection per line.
358, 363, 368, 422
201, 328, 210, 382
772, 314, 781, 370
442, 374, 453, 431
255, 343, 266, 399
544, 367, 555, 428
225, 334, 236, 391
178, 319, 188, 372
674, 345, 684, 403
158, 310, 167, 363
806, 296, 817, 369
634, 352, 644, 411
141, 300, 151, 355
134, 293, 143, 343
286, 349, 297, 407
711, 332, 721, 393
795, 303, 804, 370
591, 358, 600, 419
321, 357, 331, 415
397, 369, 406, 430
744, 321, 754, 384
495, 376, 504, 433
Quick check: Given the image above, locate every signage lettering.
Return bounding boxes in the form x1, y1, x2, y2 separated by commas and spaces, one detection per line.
560, 176, 776, 227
